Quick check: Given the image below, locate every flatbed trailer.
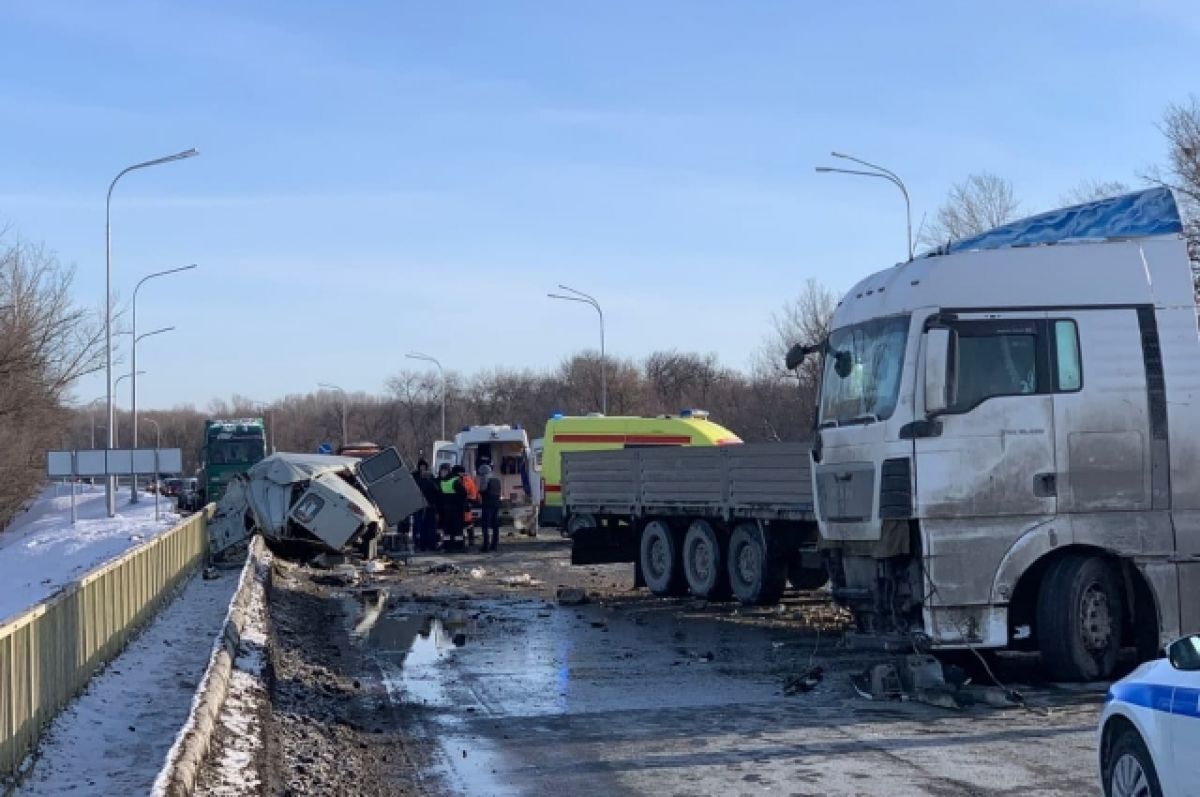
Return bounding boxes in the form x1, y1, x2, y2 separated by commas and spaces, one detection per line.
562, 442, 824, 604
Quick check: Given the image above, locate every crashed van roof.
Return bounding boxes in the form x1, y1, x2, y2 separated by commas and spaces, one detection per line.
247, 452, 360, 485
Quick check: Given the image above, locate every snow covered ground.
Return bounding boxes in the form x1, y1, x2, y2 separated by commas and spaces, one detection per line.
13, 567, 239, 796
0, 483, 184, 624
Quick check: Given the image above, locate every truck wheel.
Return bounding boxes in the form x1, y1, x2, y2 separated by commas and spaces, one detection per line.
1037, 554, 1122, 681
682, 520, 730, 599
727, 523, 786, 605
640, 520, 685, 596
788, 561, 828, 592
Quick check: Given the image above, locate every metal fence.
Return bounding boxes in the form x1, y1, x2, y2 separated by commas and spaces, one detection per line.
0, 507, 211, 777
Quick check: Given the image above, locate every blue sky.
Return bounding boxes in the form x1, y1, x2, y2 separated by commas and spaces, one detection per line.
0, 0, 1196, 409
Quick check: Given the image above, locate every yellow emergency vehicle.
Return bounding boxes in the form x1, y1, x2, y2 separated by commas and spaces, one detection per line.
539, 410, 742, 530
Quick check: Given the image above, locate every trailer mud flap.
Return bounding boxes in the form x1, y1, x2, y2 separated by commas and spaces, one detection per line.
571, 525, 638, 565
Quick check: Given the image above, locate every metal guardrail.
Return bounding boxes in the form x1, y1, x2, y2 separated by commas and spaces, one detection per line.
0, 506, 212, 777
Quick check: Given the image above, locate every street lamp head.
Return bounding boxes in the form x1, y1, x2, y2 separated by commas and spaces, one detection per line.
815, 167, 834, 173
831, 151, 848, 159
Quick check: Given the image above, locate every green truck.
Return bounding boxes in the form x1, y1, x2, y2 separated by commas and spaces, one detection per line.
183, 418, 267, 510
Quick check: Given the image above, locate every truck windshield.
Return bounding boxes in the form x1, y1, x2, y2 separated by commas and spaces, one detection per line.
819, 315, 910, 425
208, 438, 265, 465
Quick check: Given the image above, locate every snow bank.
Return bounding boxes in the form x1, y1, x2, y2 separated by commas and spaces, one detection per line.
13, 568, 238, 796
0, 484, 183, 624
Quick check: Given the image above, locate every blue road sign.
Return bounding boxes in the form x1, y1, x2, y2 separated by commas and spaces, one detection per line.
317, 442, 333, 455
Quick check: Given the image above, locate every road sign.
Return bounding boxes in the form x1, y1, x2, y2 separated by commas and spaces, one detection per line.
317, 442, 333, 455
47, 448, 184, 477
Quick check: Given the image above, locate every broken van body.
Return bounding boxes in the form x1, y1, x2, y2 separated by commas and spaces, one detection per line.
208, 448, 425, 557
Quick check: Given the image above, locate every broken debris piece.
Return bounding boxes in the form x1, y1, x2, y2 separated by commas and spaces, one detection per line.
556, 587, 589, 605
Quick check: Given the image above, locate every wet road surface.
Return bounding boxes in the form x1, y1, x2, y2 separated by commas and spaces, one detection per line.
356, 589, 1101, 796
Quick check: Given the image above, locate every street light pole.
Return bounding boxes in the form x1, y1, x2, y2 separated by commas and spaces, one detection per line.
405, 353, 446, 441
816, 151, 913, 261
85, 396, 105, 449
142, 417, 161, 521
120, 325, 175, 501
548, 285, 606, 415
105, 148, 199, 517
317, 383, 348, 448
131, 264, 196, 503
113, 370, 146, 447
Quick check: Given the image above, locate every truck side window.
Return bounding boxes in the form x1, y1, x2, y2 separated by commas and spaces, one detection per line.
1052, 320, 1082, 391
947, 319, 1046, 412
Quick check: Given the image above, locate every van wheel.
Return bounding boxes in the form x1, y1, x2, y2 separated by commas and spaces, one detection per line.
640, 520, 685, 596
727, 523, 786, 605
788, 561, 828, 592
1037, 554, 1122, 681
682, 520, 730, 599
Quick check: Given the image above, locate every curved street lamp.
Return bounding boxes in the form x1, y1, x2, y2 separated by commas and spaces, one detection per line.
104, 148, 199, 516
816, 151, 913, 262
548, 285, 606, 414
405, 352, 446, 441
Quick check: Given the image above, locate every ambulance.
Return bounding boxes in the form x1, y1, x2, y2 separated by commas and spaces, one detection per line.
539, 411, 742, 532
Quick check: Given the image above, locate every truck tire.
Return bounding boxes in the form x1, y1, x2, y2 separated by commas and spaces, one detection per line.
788, 561, 828, 592
727, 523, 786, 606
640, 520, 686, 596
1037, 554, 1122, 681
682, 520, 730, 600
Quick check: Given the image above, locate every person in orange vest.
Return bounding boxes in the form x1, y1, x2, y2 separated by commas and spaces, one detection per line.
457, 465, 480, 549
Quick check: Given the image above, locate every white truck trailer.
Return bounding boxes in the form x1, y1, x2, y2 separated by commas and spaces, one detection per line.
806, 187, 1200, 681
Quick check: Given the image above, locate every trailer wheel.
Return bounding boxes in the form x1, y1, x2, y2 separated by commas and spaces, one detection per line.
640, 520, 686, 596
788, 561, 828, 592
727, 523, 786, 605
1037, 554, 1122, 681
682, 520, 730, 600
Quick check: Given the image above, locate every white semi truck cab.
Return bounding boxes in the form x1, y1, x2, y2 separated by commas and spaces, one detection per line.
809, 187, 1200, 681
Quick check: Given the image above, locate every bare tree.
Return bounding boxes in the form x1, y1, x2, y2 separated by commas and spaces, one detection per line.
0, 237, 104, 526
1059, 179, 1130, 206
1144, 94, 1200, 269
920, 172, 1020, 249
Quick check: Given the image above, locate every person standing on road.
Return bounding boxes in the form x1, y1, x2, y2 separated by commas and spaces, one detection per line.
478, 463, 502, 552
411, 459, 440, 551
440, 465, 468, 550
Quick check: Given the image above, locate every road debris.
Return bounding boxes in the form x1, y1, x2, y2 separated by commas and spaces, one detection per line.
556, 586, 589, 605
783, 665, 823, 695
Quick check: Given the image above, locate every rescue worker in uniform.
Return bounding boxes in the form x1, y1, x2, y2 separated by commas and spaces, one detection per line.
439, 464, 468, 550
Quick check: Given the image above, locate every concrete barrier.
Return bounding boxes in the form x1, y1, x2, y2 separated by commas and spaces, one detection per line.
152, 536, 270, 797
0, 507, 212, 778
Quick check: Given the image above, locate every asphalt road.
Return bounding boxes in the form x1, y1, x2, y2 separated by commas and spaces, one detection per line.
343, 536, 1104, 797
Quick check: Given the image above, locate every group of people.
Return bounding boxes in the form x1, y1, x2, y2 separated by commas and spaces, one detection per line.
409, 459, 503, 552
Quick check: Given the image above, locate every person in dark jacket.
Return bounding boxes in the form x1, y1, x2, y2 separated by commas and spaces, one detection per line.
477, 464, 502, 552
439, 464, 469, 550
411, 459, 440, 550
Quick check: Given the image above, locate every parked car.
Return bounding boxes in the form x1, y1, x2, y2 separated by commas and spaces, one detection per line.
1098, 633, 1200, 796
160, 478, 185, 497
176, 478, 202, 511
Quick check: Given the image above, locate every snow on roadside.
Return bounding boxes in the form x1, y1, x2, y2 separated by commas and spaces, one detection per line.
194, 559, 270, 797
0, 483, 184, 624
13, 567, 239, 797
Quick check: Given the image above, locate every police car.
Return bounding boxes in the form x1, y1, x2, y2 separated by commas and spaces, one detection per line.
1099, 634, 1200, 796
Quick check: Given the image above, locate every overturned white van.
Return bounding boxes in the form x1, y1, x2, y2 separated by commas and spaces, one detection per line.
208, 448, 426, 557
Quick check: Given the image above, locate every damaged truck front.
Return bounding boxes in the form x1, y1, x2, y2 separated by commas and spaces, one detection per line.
807, 188, 1200, 681
208, 448, 425, 558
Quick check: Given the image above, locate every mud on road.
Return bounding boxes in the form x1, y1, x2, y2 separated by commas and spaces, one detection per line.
246, 531, 1104, 796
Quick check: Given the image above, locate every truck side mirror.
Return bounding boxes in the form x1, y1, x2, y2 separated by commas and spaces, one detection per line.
1167, 634, 1200, 671
924, 327, 956, 415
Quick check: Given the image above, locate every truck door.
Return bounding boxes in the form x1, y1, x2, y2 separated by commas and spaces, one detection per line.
915, 312, 1057, 519
1049, 310, 1153, 514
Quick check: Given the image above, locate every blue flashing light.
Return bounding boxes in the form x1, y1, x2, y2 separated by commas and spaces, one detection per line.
680, 409, 693, 418
550, 412, 564, 420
